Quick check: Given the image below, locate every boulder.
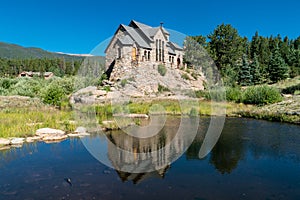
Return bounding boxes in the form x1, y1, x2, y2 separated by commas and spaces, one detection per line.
0, 138, 11, 146
36, 128, 67, 142
26, 136, 43, 143
42, 135, 68, 142
74, 127, 87, 134
36, 128, 65, 136
67, 126, 90, 137
10, 138, 25, 145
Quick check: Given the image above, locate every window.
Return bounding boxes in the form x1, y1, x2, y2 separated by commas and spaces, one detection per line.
156, 39, 158, 61
159, 39, 161, 61
118, 48, 121, 59
144, 50, 147, 61
148, 51, 150, 61
162, 41, 164, 62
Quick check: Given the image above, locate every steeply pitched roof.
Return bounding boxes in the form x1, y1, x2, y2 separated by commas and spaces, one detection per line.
106, 20, 183, 54
121, 24, 151, 49
169, 41, 183, 50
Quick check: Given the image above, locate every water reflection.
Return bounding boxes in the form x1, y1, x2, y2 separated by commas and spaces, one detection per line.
0, 118, 300, 200
105, 116, 200, 175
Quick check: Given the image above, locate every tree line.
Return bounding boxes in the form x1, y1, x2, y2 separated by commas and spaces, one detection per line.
187, 24, 300, 86
0, 57, 83, 77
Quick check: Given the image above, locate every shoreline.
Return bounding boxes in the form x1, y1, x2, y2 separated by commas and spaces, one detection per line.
0, 95, 299, 140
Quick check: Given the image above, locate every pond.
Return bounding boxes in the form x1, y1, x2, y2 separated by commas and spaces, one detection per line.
0, 117, 300, 200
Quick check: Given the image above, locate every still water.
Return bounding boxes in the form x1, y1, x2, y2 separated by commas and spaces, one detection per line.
0, 117, 299, 200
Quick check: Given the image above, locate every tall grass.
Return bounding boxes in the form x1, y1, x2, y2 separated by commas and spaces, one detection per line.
0, 108, 75, 138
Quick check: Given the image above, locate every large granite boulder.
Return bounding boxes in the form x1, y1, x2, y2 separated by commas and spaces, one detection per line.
36, 128, 67, 142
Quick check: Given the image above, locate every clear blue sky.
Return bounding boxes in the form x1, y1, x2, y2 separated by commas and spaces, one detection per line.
0, 0, 299, 54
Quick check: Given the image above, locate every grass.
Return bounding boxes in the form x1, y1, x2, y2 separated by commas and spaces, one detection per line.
0, 107, 75, 138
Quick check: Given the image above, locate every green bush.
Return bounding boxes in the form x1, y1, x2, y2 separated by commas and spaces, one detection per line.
41, 82, 66, 107
225, 87, 242, 102
205, 87, 226, 102
121, 79, 127, 87
158, 64, 167, 76
242, 85, 282, 105
158, 84, 170, 92
191, 72, 198, 80
181, 73, 190, 80
189, 107, 198, 117
0, 78, 17, 89
10, 78, 44, 97
0, 87, 8, 95
281, 83, 300, 94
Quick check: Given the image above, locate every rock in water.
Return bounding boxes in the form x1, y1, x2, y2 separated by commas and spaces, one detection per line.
36, 128, 67, 142
10, 138, 25, 145
64, 178, 72, 186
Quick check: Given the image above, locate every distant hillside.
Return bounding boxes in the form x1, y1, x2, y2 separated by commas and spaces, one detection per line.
0, 42, 87, 61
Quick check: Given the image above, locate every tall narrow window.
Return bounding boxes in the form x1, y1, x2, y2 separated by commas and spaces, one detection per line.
144, 50, 147, 61
162, 41, 164, 62
148, 51, 150, 61
156, 39, 158, 61
118, 48, 121, 59
159, 39, 161, 61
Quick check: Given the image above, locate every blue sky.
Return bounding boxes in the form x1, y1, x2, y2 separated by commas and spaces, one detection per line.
0, 0, 299, 54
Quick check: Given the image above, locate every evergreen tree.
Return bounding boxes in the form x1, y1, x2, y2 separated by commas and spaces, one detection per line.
250, 31, 260, 59
208, 23, 245, 71
250, 54, 261, 84
239, 54, 252, 86
268, 44, 289, 82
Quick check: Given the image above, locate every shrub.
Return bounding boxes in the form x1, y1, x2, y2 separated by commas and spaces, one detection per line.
104, 85, 111, 92
189, 107, 198, 117
10, 78, 44, 97
242, 85, 282, 105
281, 83, 300, 94
205, 87, 226, 102
97, 73, 108, 86
191, 72, 198, 80
158, 84, 170, 92
0, 87, 8, 95
158, 64, 167, 76
121, 79, 127, 87
0, 78, 17, 89
41, 82, 66, 107
225, 87, 242, 102
181, 73, 190, 80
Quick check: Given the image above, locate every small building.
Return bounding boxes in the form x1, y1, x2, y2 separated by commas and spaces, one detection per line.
18, 71, 54, 79
105, 20, 184, 69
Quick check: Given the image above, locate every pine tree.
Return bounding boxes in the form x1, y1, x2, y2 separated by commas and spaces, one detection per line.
239, 54, 252, 86
250, 31, 260, 59
250, 54, 261, 85
268, 44, 289, 82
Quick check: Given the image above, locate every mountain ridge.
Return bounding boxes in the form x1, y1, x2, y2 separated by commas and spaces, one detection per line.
0, 41, 90, 61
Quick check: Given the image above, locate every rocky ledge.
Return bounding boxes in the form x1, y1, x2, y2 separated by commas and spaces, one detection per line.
0, 127, 91, 151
